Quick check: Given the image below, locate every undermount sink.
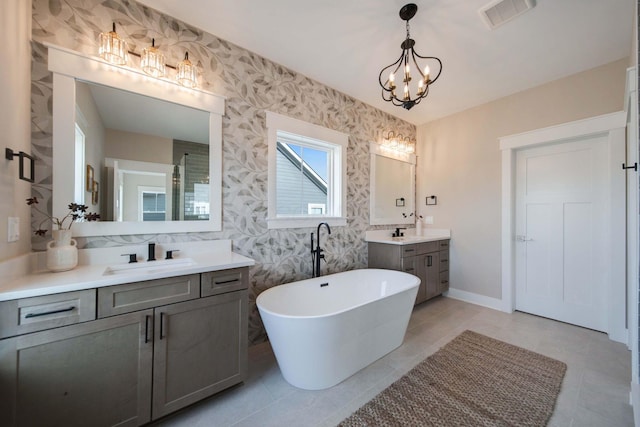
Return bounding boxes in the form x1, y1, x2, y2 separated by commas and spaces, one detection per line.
103, 258, 196, 276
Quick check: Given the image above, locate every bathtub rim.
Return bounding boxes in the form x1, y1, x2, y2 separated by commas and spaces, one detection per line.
256, 268, 420, 320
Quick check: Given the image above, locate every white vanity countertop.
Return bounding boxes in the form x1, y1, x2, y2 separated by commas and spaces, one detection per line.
365, 228, 451, 245
0, 240, 254, 302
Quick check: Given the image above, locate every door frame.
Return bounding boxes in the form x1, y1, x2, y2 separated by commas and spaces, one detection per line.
499, 111, 627, 343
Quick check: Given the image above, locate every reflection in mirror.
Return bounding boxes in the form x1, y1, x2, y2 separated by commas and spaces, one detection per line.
369, 143, 416, 225
75, 81, 210, 222
49, 44, 224, 237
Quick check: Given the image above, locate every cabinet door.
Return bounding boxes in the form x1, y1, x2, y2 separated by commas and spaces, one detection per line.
152, 291, 248, 419
0, 310, 153, 427
415, 254, 428, 304
425, 251, 440, 300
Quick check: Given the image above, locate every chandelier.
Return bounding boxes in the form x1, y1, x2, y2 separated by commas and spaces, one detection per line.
378, 3, 442, 110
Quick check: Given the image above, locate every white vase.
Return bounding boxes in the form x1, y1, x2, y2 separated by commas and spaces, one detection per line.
46, 230, 78, 272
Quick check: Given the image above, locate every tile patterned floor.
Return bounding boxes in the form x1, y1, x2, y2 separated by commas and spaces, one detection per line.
153, 297, 634, 427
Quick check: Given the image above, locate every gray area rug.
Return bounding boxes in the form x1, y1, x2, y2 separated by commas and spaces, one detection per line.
339, 330, 567, 427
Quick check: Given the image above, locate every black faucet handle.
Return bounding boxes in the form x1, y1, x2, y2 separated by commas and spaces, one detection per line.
165, 250, 180, 260
122, 253, 137, 263
393, 227, 407, 237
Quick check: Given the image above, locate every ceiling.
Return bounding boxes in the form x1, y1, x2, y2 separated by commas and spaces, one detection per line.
136, 0, 635, 126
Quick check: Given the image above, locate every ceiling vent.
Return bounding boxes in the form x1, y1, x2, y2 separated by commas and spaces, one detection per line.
479, 0, 536, 30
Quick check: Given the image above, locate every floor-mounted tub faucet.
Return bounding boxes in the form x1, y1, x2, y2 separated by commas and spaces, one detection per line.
311, 222, 331, 277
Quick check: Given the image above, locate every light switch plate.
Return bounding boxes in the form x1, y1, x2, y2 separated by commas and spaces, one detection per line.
8, 217, 19, 242
424, 216, 434, 225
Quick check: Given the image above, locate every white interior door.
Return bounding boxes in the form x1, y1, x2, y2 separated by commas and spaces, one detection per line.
515, 135, 610, 331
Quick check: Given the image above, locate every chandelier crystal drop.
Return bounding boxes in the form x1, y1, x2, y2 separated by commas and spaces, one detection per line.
378, 4, 442, 110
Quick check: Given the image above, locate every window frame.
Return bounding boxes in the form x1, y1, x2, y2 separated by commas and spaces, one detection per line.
138, 186, 167, 221
73, 123, 86, 205
266, 111, 348, 229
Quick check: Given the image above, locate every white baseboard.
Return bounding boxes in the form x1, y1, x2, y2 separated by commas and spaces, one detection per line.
632, 382, 640, 426
444, 288, 504, 312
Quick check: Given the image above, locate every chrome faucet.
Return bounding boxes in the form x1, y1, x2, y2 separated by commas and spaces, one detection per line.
311, 222, 331, 277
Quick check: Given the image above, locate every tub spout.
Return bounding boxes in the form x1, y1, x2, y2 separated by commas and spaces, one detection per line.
311, 222, 331, 277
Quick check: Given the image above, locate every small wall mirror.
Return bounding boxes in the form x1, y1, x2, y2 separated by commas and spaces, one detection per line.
48, 45, 225, 237
369, 143, 416, 225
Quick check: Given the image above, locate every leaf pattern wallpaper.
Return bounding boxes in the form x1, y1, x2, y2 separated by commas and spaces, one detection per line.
30, 0, 416, 344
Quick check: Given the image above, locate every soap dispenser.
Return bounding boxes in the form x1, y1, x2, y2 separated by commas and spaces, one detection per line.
416, 216, 423, 236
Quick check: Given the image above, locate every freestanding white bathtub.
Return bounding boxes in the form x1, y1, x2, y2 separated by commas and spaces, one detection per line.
256, 269, 420, 390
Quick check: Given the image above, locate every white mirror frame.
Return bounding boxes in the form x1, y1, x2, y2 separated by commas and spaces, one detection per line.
369, 142, 416, 225
47, 44, 225, 236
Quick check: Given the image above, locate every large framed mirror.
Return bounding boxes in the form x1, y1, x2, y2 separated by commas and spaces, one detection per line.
48, 44, 225, 236
369, 142, 416, 225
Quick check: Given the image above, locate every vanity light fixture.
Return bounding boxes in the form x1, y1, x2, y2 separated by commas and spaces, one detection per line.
384, 131, 399, 148
176, 52, 198, 88
379, 3, 442, 110
99, 22, 128, 65
97, 27, 200, 89
381, 131, 416, 154
140, 38, 166, 78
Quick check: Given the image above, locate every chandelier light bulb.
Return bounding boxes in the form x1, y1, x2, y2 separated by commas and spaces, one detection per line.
424, 65, 431, 81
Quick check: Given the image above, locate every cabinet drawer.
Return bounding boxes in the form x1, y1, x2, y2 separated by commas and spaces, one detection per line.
201, 267, 249, 297
439, 271, 450, 293
439, 250, 449, 272
0, 290, 96, 339
401, 245, 419, 257
437, 240, 450, 250
417, 241, 439, 255
400, 257, 417, 274
98, 274, 200, 318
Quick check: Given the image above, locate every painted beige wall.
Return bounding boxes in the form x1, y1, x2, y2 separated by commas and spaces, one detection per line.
104, 129, 172, 165
0, 0, 32, 261
417, 57, 628, 300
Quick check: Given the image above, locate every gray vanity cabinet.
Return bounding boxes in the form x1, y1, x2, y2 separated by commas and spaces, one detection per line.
368, 239, 450, 305
0, 266, 250, 427
0, 309, 153, 427
152, 291, 248, 419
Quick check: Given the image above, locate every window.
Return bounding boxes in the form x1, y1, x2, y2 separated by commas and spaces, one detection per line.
267, 112, 348, 229
139, 188, 166, 221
